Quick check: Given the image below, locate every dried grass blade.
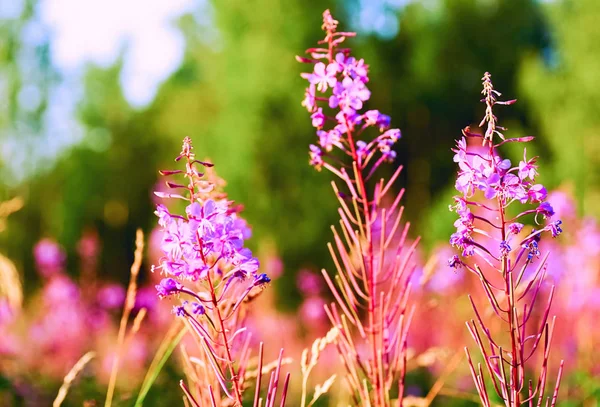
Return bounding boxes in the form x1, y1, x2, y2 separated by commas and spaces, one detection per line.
105, 229, 144, 407
53, 352, 96, 407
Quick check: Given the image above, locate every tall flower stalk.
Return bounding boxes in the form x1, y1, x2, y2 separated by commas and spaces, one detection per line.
298, 11, 418, 406
152, 137, 288, 406
450, 73, 564, 407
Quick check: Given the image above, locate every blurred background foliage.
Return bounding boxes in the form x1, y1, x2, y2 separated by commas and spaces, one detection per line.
0, 0, 598, 320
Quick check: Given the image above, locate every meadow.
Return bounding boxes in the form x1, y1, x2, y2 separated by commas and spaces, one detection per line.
0, 2, 599, 406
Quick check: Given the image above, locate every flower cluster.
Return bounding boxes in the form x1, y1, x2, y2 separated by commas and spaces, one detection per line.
154, 200, 259, 280
152, 137, 274, 405
0, 233, 158, 386
298, 10, 401, 174
449, 73, 562, 262
153, 137, 267, 311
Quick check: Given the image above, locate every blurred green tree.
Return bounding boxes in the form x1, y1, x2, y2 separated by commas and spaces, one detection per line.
355, 0, 550, 248
520, 0, 600, 218
0, 0, 58, 289
151, 0, 342, 293
0, 0, 559, 291
4, 0, 344, 303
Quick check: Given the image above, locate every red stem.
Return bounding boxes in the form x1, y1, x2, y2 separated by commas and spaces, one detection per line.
492, 136, 520, 407
207, 274, 244, 405
325, 28, 385, 405
184, 150, 243, 405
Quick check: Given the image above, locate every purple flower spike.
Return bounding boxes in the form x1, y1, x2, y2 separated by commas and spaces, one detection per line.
152, 137, 271, 405
449, 73, 563, 407
298, 11, 402, 176
296, 11, 427, 404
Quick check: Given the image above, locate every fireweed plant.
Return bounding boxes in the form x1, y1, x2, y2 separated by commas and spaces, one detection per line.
152, 137, 290, 407
297, 10, 419, 406
449, 73, 564, 407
